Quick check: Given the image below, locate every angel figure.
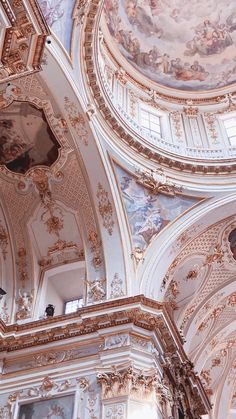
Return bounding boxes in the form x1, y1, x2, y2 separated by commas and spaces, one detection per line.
16, 289, 33, 320
86, 279, 106, 302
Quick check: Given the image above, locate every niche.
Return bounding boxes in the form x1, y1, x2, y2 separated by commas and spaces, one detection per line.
37, 261, 85, 319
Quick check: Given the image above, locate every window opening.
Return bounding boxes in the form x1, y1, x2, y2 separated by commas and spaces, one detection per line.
223, 117, 236, 146
64, 298, 83, 314
140, 109, 161, 137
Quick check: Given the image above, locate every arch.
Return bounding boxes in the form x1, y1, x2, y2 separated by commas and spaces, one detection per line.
139, 194, 236, 300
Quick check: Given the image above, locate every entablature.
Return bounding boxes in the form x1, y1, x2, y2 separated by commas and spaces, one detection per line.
0, 296, 211, 417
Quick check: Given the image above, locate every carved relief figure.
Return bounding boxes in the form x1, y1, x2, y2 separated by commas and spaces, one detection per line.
86, 279, 106, 301
16, 289, 33, 320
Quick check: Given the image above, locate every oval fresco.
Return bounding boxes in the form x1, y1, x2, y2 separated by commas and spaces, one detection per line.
104, 0, 236, 91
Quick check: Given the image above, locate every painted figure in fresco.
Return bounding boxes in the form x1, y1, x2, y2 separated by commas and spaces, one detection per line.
104, 0, 236, 90
185, 18, 233, 57
117, 166, 198, 251
104, 0, 120, 36
38, 0, 64, 27
0, 120, 30, 164
124, 0, 163, 36
175, 61, 209, 82
120, 174, 168, 248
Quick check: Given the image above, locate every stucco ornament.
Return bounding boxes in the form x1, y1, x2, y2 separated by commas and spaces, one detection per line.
86, 278, 106, 302
16, 289, 33, 320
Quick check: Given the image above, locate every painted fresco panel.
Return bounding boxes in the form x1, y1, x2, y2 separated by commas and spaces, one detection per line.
0, 102, 60, 174
18, 394, 74, 419
38, 0, 76, 53
116, 165, 199, 250
104, 0, 236, 91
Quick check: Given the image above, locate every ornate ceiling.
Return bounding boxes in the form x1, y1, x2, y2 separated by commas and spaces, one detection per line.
103, 0, 236, 92
161, 215, 236, 416
0, 0, 236, 417
0, 0, 49, 83
0, 101, 60, 173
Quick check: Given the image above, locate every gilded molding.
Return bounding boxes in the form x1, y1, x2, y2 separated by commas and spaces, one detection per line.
0, 296, 173, 352
0, 0, 49, 83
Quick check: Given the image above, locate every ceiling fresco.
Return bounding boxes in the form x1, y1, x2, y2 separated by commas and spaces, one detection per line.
37, 0, 76, 53
103, 0, 236, 91
115, 165, 199, 251
0, 102, 60, 174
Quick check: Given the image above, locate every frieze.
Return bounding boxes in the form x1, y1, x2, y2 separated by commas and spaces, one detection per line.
103, 334, 129, 350
0, 296, 174, 353
3, 344, 100, 374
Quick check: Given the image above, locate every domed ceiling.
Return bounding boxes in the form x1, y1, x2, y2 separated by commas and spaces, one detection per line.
104, 0, 236, 91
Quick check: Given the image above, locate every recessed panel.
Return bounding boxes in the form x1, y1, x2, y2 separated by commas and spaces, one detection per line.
0, 101, 60, 174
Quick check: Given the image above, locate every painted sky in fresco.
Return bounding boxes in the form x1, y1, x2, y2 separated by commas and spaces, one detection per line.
104, 0, 236, 91
38, 0, 76, 53
116, 165, 199, 251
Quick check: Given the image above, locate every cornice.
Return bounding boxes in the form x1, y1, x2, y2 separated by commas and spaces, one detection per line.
0, 295, 211, 414
82, 0, 236, 174
0, 0, 49, 83
0, 295, 179, 353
